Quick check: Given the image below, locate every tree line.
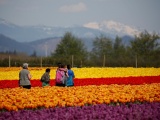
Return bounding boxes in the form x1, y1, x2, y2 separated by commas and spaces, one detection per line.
0, 31, 160, 67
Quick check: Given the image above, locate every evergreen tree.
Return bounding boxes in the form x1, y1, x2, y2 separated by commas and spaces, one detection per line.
113, 36, 127, 66
90, 35, 113, 67
51, 32, 88, 67
30, 50, 37, 57
130, 31, 160, 67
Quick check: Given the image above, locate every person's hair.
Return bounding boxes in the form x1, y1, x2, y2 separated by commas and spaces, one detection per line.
67, 64, 71, 69
46, 68, 50, 72
61, 64, 65, 68
57, 63, 62, 68
22, 63, 28, 69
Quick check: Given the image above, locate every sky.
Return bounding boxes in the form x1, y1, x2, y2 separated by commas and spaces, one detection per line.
0, 0, 160, 33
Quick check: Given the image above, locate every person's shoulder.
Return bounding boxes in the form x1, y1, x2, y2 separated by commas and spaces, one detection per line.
70, 69, 74, 72
68, 69, 74, 73
43, 72, 47, 75
21, 69, 28, 72
45, 72, 49, 75
24, 69, 30, 73
25, 69, 29, 72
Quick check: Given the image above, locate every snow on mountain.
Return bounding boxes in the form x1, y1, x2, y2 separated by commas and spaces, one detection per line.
0, 18, 140, 56
0, 18, 10, 25
0, 18, 16, 28
83, 20, 141, 37
0, 18, 140, 42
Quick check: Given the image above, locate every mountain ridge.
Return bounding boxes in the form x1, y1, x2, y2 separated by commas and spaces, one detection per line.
0, 18, 135, 56
0, 34, 62, 56
0, 18, 138, 42
83, 20, 142, 37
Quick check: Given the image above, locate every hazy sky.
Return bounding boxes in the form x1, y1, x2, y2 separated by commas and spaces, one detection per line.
0, 0, 160, 32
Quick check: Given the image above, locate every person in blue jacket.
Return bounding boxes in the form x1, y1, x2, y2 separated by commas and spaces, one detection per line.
66, 64, 75, 87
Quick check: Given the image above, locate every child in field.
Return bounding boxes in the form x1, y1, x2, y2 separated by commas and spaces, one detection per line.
40, 68, 50, 87
66, 64, 75, 87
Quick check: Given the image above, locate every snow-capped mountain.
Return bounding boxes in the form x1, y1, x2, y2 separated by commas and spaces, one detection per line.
0, 18, 141, 43
0, 18, 113, 42
83, 20, 142, 37
0, 18, 16, 27
0, 18, 141, 56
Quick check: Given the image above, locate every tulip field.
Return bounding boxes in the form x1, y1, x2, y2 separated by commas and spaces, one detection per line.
0, 67, 160, 119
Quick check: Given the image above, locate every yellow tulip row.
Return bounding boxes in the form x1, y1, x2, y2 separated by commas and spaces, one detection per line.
0, 67, 160, 80
0, 83, 160, 111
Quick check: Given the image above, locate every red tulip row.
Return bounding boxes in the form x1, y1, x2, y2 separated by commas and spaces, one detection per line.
0, 76, 160, 89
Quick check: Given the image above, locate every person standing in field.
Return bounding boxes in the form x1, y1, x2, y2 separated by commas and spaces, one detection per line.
19, 63, 32, 89
40, 68, 51, 87
66, 64, 75, 87
55, 63, 68, 87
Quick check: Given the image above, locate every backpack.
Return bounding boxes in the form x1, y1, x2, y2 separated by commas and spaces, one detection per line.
55, 70, 67, 84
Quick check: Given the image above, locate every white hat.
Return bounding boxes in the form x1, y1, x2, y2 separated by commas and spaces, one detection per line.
23, 63, 28, 69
